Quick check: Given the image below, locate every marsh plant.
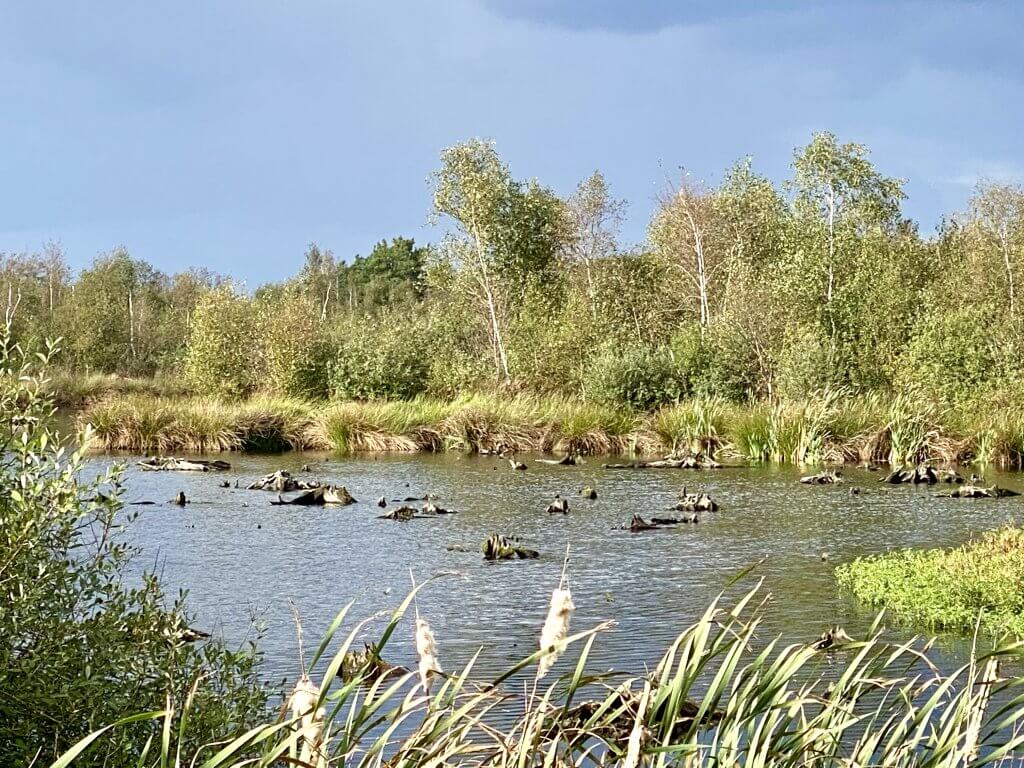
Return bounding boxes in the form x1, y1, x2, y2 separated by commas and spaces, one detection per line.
52, 582, 1024, 767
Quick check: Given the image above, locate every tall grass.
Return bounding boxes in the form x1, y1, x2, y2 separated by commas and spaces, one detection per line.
79, 389, 1024, 465
52, 584, 1024, 767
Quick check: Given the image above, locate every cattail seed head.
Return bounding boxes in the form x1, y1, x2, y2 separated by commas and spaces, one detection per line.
537, 586, 574, 679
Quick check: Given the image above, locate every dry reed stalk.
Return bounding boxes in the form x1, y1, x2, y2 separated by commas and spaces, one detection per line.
415, 617, 442, 695
537, 550, 575, 680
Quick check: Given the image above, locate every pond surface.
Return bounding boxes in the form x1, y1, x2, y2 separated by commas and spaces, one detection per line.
103, 452, 1024, 688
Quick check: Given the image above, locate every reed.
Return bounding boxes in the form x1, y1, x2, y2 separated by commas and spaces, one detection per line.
77, 389, 1024, 467
54, 583, 1024, 767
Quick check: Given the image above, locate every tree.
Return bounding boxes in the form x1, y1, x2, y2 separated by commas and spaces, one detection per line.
432, 139, 567, 383
61, 249, 167, 375
298, 243, 337, 320
344, 237, 428, 309
649, 176, 724, 335
968, 182, 1024, 316
563, 171, 625, 313
790, 132, 904, 312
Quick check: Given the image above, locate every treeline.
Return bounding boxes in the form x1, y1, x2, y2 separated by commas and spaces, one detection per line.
7, 132, 1024, 410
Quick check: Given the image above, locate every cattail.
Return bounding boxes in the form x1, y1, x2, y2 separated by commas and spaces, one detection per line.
415, 616, 442, 694
537, 586, 574, 679
288, 674, 325, 765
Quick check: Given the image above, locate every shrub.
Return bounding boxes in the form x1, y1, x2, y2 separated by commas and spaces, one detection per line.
258, 293, 332, 398
328, 314, 431, 400
0, 331, 267, 767
584, 342, 684, 411
184, 285, 260, 397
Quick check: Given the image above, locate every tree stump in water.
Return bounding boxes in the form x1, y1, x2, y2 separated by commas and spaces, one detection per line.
481, 534, 539, 560
800, 470, 842, 485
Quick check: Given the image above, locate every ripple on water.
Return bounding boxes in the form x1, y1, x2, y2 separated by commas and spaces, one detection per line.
105, 452, 1024, 686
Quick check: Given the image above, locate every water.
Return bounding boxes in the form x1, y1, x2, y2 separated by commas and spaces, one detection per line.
101, 452, 1024, 688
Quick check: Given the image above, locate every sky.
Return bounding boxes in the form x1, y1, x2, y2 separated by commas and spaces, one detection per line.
0, 1, 1020, 285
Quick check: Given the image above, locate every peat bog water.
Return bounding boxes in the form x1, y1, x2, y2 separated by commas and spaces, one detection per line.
102, 452, 1024, 687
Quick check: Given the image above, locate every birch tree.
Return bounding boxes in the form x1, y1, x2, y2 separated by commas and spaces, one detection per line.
564, 171, 625, 312
968, 182, 1024, 317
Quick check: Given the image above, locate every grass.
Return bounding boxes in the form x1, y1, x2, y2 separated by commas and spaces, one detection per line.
46, 371, 190, 409
76, 386, 1024, 464
52, 583, 1024, 767
837, 526, 1024, 637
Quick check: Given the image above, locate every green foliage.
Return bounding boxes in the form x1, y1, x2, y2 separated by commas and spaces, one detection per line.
837, 526, 1024, 636
328, 314, 431, 400
0, 330, 266, 767
584, 342, 685, 411
184, 285, 259, 397
258, 292, 332, 398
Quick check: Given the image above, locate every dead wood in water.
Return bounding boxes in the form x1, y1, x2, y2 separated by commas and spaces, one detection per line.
137, 457, 231, 472
270, 485, 355, 506
603, 454, 721, 470
481, 534, 539, 560
247, 470, 320, 492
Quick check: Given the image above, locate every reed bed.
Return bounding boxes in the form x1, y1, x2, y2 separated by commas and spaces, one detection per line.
54, 584, 1024, 767
79, 389, 1024, 465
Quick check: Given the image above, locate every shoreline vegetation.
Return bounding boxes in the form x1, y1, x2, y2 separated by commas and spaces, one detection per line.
76, 385, 1024, 466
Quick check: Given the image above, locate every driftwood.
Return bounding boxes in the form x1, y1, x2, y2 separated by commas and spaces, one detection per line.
800, 470, 842, 485
247, 470, 320, 493
270, 485, 355, 506
880, 465, 964, 485
379, 505, 417, 521
534, 454, 582, 466
138, 457, 231, 472
545, 495, 569, 515
941, 484, 1021, 499
340, 643, 406, 684
603, 455, 721, 470
481, 534, 539, 561
621, 513, 697, 532
421, 502, 456, 516
580, 487, 597, 499
673, 488, 718, 512
509, 458, 528, 471
172, 491, 188, 506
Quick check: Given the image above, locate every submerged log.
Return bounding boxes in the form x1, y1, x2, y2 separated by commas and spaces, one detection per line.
270, 485, 355, 506
603, 454, 721, 470
379, 505, 417, 521
880, 465, 964, 485
545, 495, 569, 515
421, 502, 456, 516
800, 470, 842, 485
620, 513, 696, 532
534, 454, 582, 466
941, 484, 1021, 499
481, 534, 539, 561
138, 457, 231, 472
247, 470, 320, 493
674, 487, 718, 512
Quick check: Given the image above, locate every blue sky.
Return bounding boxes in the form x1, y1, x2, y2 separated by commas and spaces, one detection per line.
0, 1, 1020, 285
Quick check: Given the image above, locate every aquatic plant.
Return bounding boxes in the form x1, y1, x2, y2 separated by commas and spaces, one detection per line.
837, 526, 1024, 636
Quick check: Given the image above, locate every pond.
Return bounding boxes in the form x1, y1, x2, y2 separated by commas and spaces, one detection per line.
102, 452, 1024, 688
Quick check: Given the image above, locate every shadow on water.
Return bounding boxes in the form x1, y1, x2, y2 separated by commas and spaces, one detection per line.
99, 452, 1024, 689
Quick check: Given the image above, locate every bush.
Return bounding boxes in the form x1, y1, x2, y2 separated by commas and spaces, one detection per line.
258, 293, 332, 398
0, 331, 267, 767
184, 286, 260, 397
584, 342, 684, 410
328, 314, 431, 400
